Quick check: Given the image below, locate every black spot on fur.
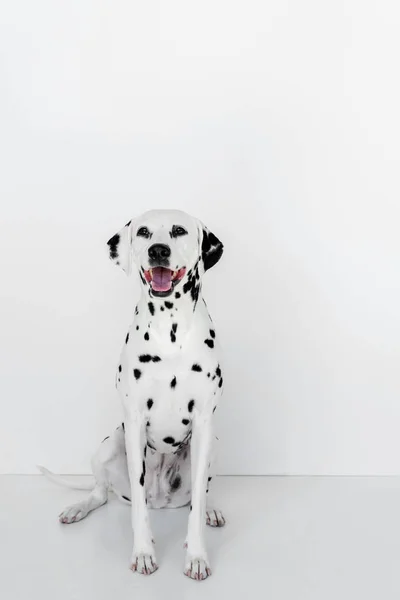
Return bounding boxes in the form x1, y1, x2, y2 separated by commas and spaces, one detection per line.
148, 302, 155, 316
140, 473, 145, 486
171, 376, 177, 388
125, 333, 129, 344
107, 233, 119, 259
182, 418, 190, 425
183, 278, 193, 294
210, 329, 215, 339
165, 301, 173, 309
118, 365, 122, 372
122, 495, 130, 501
219, 377, 223, 388
133, 369, 141, 380
175, 292, 181, 299
135, 306, 139, 315
142, 460, 146, 477
191, 284, 200, 305
171, 474, 182, 491
170, 322, 177, 343
190, 504, 192, 511
147, 399, 153, 409
213, 406, 217, 413
192, 364, 202, 372
188, 399, 195, 412
216, 365, 221, 378
102, 436, 110, 442
144, 332, 149, 341
121, 422, 125, 431
204, 339, 214, 348
139, 354, 152, 362
161, 306, 165, 311
183, 271, 200, 305
153, 356, 161, 362
163, 436, 175, 444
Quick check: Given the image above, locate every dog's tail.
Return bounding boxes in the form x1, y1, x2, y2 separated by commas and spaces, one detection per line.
37, 465, 95, 491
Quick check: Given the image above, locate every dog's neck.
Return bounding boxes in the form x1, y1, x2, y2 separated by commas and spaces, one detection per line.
136, 282, 204, 338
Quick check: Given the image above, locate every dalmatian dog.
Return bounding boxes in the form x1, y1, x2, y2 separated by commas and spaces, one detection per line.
40, 209, 225, 581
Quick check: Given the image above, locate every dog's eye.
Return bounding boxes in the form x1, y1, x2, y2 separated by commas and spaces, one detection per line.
171, 225, 188, 238
137, 227, 151, 238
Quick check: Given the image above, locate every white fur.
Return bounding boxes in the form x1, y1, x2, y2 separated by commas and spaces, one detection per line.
42, 209, 225, 581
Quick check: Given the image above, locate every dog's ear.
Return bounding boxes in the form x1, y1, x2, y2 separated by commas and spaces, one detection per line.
200, 223, 224, 272
107, 220, 133, 275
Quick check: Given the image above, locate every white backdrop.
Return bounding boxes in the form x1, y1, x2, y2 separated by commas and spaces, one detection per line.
1, 1, 399, 475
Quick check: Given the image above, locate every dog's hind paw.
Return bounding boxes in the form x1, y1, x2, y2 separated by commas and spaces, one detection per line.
206, 508, 225, 527
131, 552, 158, 575
59, 502, 89, 524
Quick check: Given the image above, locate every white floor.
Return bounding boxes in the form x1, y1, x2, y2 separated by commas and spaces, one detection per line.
1, 476, 399, 599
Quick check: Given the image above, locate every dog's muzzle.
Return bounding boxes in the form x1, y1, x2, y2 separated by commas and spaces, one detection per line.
144, 265, 186, 296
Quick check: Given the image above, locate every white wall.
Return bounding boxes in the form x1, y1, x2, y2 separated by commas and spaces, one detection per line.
1, 0, 400, 475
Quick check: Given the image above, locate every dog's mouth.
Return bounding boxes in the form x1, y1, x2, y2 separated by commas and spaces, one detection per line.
144, 267, 186, 297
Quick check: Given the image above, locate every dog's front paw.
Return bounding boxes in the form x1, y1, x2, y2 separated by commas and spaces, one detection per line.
206, 508, 225, 527
131, 552, 158, 575
184, 556, 212, 581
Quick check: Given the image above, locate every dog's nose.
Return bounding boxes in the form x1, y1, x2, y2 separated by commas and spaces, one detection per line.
148, 243, 171, 262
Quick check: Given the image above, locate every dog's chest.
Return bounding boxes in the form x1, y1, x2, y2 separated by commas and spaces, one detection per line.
118, 320, 222, 453
131, 356, 219, 453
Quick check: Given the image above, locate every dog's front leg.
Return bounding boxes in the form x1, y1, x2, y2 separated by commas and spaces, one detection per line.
184, 413, 213, 580
124, 414, 157, 575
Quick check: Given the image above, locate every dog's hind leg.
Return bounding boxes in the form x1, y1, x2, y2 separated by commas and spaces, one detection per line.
59, 425, 125, 524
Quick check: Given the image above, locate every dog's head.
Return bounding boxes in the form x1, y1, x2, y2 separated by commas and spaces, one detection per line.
107, 209, 223, 298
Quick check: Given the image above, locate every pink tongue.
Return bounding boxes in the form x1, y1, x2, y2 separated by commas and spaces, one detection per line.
152, 267, 172, 292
